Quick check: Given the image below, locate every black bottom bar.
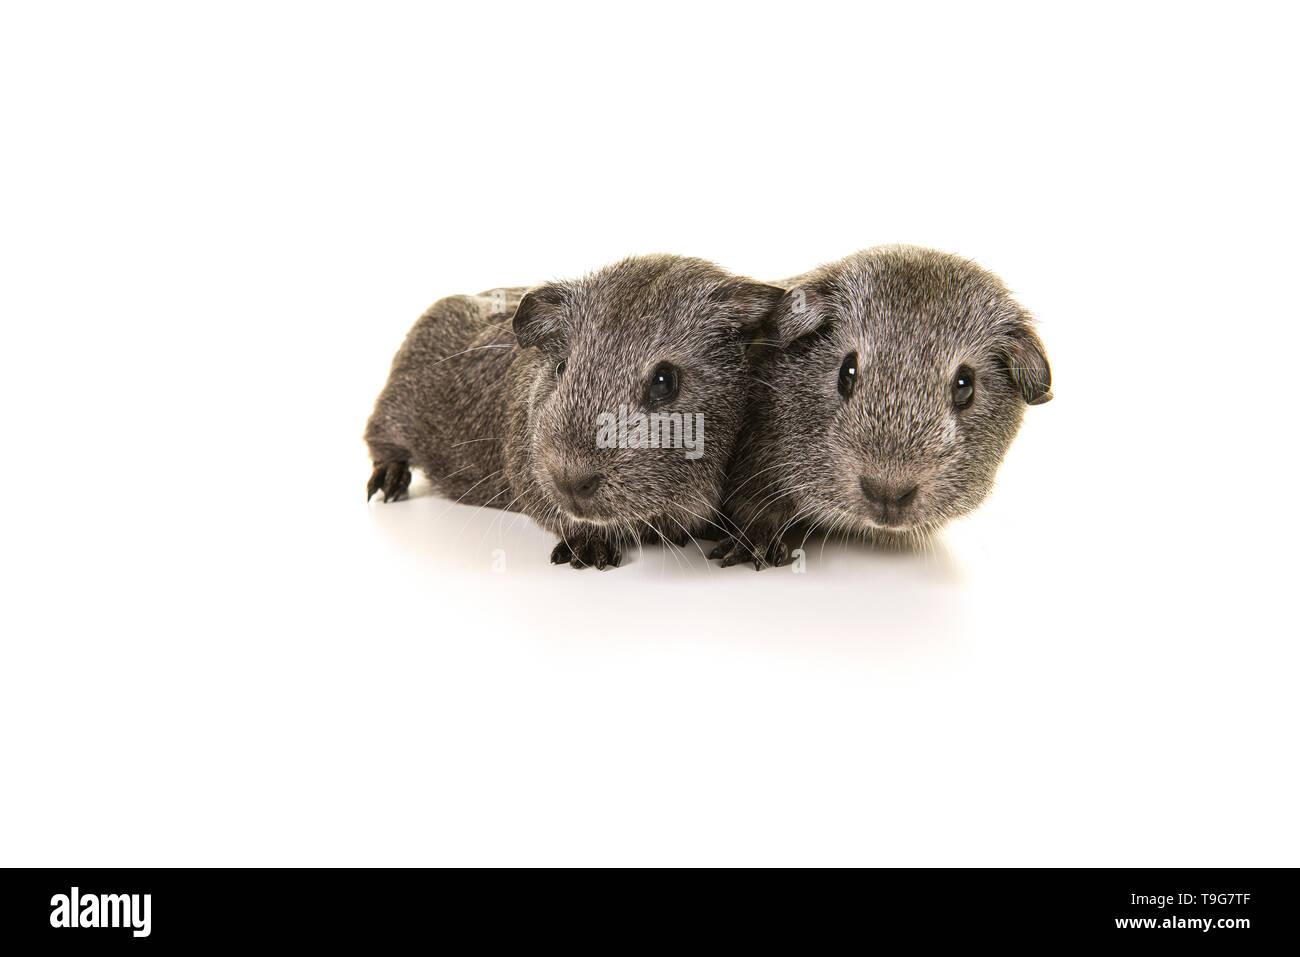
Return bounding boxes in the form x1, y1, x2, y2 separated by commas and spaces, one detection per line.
1, 868, 1294, 947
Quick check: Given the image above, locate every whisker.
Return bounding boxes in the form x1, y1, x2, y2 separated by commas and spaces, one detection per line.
429, 343, 514, 367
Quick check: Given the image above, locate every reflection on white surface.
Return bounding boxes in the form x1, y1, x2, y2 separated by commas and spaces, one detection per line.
368, 481, 970, 665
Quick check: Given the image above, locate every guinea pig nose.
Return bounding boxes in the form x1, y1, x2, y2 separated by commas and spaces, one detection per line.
860, 476, 918, 507
556, 471, 604, 500
572, 473, 603, 498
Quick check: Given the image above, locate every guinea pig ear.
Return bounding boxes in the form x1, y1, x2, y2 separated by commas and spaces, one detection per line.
770, 281, 835, 348
511, 283, 568, 349
707, 279, 786, 334
1002, 325, 1053, 405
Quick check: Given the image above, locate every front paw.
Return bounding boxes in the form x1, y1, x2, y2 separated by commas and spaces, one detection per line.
550, 534, 622, 570
367, 461, 412, 502
708, 534, 789, 570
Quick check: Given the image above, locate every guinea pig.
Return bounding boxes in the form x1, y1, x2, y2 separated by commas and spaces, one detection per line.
365, 254, 783, 568
711, 244, 1052, 569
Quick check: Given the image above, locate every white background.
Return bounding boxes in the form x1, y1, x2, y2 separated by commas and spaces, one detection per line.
2, 2, 1297, 866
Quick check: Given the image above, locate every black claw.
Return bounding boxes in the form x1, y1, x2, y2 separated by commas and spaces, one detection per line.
554, 534, 622, 570
386, 463, 411, 501
368, 461, 411, 503
710, 531, 784, 571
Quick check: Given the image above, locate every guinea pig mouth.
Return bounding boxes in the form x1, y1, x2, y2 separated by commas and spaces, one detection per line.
849, 501, 928, 534
557, 500, 614, 524
866, 515, 917, 531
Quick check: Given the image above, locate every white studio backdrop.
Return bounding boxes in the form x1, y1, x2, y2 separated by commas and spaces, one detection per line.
1, 2, 1296, 865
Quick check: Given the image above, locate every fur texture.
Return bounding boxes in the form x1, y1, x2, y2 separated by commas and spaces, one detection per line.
365, 254, 782, 569
711, 245, 1052, 569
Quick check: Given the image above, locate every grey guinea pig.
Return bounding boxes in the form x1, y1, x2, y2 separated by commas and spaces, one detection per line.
365, 254, 784, 569
710, 244, 1052, 569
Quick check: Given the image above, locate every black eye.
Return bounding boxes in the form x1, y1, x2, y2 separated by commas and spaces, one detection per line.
838, 352, 857, 399
555, 359, 567, 378
952, 365, 975, 410
646, 362, 679, 405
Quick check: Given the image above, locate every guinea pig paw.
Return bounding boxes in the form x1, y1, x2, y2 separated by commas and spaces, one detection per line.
551, 536, 622, 570
710, 537, 761, 569
708, 537, 741, 562
709, 536, 786, 570
366, 461, 411, 503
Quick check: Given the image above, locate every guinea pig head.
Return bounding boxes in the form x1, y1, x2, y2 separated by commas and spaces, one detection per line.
765, 246, 1051, 538
512, 254, 782, 533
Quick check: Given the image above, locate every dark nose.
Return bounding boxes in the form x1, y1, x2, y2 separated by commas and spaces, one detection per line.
557, 472, 604, 500
860, 476, 918, 508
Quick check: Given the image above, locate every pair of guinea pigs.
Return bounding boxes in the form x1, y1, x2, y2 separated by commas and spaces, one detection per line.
365, 246, 1052, 570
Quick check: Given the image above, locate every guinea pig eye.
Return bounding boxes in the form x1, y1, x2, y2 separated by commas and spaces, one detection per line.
837, 352, 858, 399
646, 362, 680, 405
555, 359, 567, 378
952, 365, 975, 410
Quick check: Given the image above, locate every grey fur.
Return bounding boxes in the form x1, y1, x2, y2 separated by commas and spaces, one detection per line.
711, 245, 1052, 569
365, 254, 782, 569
